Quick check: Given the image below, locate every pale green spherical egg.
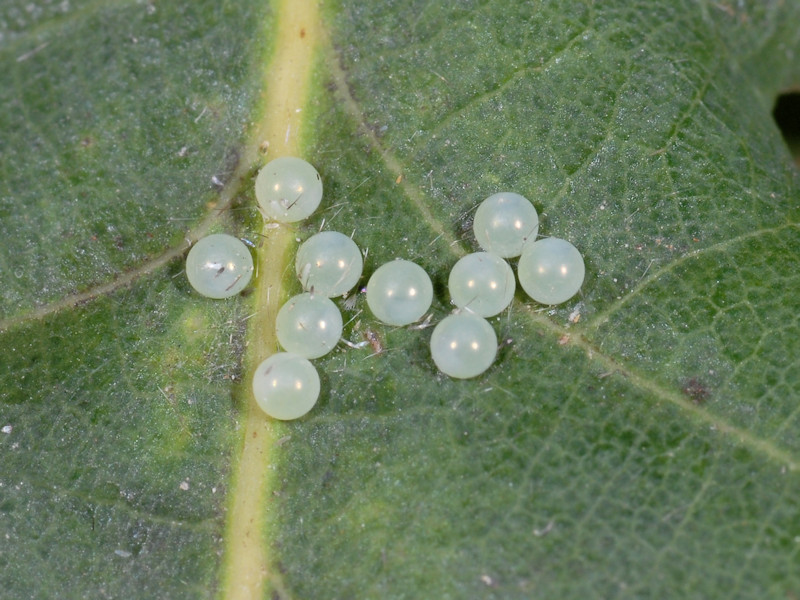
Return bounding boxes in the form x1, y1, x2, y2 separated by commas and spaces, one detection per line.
430, 313, 498, 379
473, 192, 539, 258
275, 293, 343, 359
185, 233, 254, 299
517, 237, 585, 305
366, 259, 433, 326
252, 352, 320, 420
255, 156, 323, 223
295, 231, 363, 298
448, 252, 515, 317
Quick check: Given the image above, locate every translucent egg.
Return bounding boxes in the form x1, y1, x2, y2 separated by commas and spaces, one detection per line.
275, 293, 343, 359
295, 231, 363, 297
448, 252, 515, 317
252, 352, 320, 420
472, 192, 539, 258
366, 259, 433, 326
255, 156, 323, 223
185, 233, 254, 299
430, 313, 498, 379
517, 237, 585, 305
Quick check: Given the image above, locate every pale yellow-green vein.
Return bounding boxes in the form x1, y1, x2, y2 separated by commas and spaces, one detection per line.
220, 1, 320, 599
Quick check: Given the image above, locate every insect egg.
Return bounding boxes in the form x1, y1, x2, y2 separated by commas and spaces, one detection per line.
252, 352, 320, 420
517, 237, 585, 305
295, 231, 363, 298
184, 233, 254, 299
472, 192, 539, 258
430, 312, 498, 379
366, 259, 433, 326
275, 293, 343, 359
448, 252, 515, 317
255, 156, 323, 223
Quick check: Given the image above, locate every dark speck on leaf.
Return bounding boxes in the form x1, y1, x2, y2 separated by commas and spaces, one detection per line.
321, 469, 335, 487
682, 377, 710, 404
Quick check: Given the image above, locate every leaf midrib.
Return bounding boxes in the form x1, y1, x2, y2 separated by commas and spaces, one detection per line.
220, 1, 321, 599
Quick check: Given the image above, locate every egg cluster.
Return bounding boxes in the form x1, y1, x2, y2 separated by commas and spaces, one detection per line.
185, 157, 585, 420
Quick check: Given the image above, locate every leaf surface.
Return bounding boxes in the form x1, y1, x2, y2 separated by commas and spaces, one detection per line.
2, 1, 800, 598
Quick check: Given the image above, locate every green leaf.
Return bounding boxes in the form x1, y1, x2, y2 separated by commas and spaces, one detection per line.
2, 1, 800, 598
